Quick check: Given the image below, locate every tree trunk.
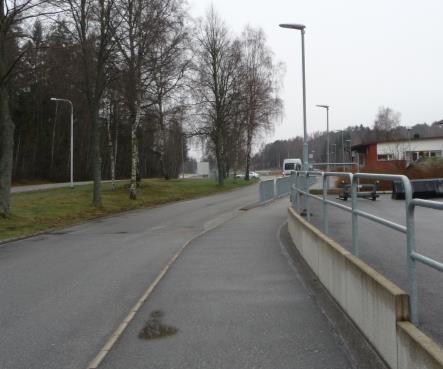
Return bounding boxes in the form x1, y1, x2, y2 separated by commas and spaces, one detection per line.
215, 134, 224, 186
129, 106, 141, 200
14, 131, 20, 177
91, 110, 102, 207
244, 126, 253, 181
106, 108, 116, 190
0, 85, 14, 217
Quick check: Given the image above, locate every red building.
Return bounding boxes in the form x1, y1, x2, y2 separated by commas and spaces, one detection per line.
352, 136, 443, 169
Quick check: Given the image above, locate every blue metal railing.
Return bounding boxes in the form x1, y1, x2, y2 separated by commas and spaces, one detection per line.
291, 170, 443, 325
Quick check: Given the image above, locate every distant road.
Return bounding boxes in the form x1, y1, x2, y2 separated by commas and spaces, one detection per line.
11, 180, 127, 193
11, 175, 270, 194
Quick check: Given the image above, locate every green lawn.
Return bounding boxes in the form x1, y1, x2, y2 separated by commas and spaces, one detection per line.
0, 178, 257, 241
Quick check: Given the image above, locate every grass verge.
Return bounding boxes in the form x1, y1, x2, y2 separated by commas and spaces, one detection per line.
0, 178, 257, 241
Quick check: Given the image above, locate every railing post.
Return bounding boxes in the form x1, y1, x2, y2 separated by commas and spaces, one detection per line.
351, 173, 359, 256
405, 179, 418, 324
306, 172, 311, 221
322, 173, 328, 234
296, 174, 300, 213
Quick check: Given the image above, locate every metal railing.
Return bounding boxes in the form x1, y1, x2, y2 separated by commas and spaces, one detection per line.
291, 170, 443, 325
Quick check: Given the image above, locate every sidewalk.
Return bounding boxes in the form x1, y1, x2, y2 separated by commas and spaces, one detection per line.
11, 180, 127, 193
97, 199, 370, 368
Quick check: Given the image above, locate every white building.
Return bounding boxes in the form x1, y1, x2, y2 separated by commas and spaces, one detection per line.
377, 137, 443, 161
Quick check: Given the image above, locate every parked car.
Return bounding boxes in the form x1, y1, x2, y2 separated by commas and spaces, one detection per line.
234, 172, 260, 179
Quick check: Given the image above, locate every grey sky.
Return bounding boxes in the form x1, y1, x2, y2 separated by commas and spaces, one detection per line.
188, 0, 443, 143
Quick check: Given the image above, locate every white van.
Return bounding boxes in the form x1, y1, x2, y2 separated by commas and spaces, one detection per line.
282, 158, 302, 176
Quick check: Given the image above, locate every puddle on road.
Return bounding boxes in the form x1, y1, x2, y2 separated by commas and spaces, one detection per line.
139, 310, 177, 340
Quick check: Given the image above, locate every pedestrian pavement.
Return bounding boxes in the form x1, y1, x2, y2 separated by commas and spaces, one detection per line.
11, 180, 127, 193
98, 199, 364, 369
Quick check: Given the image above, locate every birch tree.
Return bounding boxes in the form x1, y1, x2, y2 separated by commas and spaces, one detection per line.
192, 7, 238, 185
239, 26, 282, 180
62, 0, 116, 207
146, 8, 190, 179
115, 0, 184, 198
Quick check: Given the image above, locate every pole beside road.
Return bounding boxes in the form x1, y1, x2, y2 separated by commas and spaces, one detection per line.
279, 23, 308, 171
51, 98, 74, 188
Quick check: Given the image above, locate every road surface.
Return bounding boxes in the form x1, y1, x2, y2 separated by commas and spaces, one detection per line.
99, 198, 384, 369
306, 194, 443, 344
0, 184, 258, 369
0, 184, 384, 368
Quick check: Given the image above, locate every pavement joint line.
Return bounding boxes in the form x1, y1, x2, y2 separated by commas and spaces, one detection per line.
86, 208, 245, 369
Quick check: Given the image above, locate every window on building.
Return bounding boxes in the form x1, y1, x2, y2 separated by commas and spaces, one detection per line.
377, 154, 394, 161
409, 151, 442, 161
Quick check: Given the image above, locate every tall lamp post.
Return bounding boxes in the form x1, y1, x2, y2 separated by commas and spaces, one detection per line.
316, 104, 329, 172
50, 98, 74, 188
279, 23, 308, 171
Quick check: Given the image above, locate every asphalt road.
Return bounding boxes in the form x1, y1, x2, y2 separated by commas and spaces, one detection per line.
0, 184, 260, 369
99, 198, 385, 369
306, 194, 443, 344
0, 181, 388, 369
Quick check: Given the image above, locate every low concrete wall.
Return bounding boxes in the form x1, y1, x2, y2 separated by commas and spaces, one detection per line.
288, 207, 406, 368
288, 206, 443, 369
397, 322, 443, 369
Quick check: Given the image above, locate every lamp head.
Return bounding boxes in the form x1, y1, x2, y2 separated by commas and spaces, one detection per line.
316, 104, 329, 109
279, 23, 306, 31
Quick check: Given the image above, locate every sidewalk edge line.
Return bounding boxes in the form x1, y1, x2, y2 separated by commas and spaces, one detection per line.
86, 209, 243, 369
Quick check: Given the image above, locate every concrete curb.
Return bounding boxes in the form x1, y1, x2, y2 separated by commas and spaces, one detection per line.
397, 322, 443, 369
287, 206, 443, 369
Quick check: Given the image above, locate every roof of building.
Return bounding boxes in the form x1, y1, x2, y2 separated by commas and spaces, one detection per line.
351, 135, 443, 151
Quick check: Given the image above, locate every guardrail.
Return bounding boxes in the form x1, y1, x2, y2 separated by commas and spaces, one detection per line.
276, 176, 293, 197
291, 170, 443, 325
259, 179, 275, 203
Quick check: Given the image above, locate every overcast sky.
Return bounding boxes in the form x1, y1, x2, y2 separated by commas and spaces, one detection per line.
188, 0, 443, 143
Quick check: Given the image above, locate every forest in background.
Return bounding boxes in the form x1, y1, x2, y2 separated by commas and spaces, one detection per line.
253, 106, 443, 170
0, 0, 282, 216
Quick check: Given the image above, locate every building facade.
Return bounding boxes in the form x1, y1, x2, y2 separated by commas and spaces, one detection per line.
352, 136, 443, 168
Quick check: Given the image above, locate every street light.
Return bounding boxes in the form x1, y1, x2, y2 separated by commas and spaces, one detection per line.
316, 104, 329, 172
50, 98, 74, 188
279, 23, 308, 171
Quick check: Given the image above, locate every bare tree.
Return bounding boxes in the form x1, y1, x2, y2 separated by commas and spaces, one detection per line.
114, 0, 181, 198
373, 106, 401, 141
192, 7, 238, 185
61, 0, 116, 207
239, 26, 282, 180
146, 9, 190, 179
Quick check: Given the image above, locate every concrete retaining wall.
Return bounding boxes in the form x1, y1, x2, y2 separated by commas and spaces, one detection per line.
287, 206, 443, 369
397, 322, 443, 369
